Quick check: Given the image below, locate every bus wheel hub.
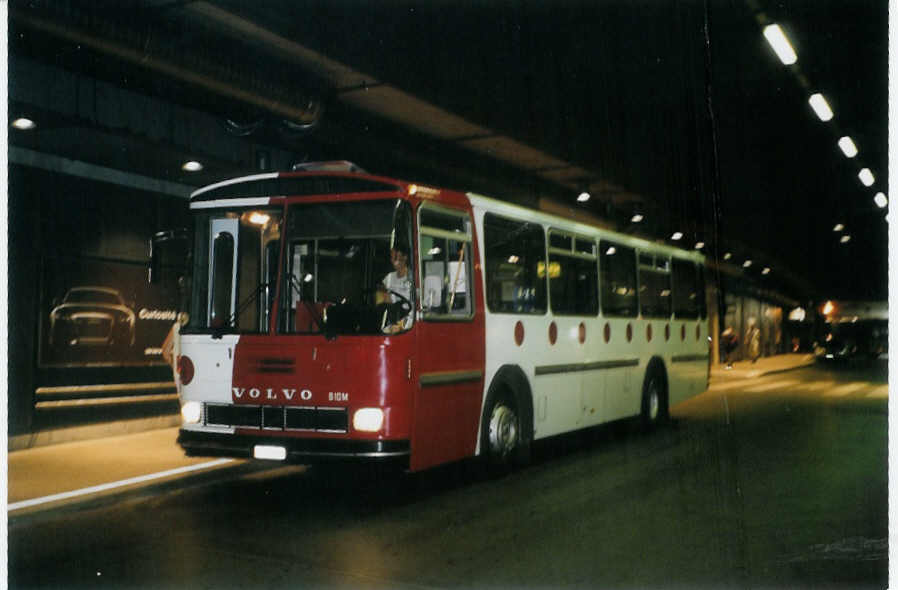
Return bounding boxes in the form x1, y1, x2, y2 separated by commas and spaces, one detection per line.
489, 404, 518, 456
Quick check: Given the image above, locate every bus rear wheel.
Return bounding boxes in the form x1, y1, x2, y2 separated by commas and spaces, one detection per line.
640, 368, 668, 431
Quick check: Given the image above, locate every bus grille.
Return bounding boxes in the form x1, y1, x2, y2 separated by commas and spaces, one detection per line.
204, 404, 348, 433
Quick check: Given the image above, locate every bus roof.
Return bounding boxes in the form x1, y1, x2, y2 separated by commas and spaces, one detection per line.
189, 167, 705, 264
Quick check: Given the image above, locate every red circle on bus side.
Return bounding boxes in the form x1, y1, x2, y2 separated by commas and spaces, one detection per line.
177, 355, 194, 386
665, 324, 671, 341
549, 322, 557, 345
681, 325, 686, 341
514, 321, 525, 346
604, 323, 611, 343
626, 323, 633, 342
646, 323, 653, 342
578, 322, 586, 344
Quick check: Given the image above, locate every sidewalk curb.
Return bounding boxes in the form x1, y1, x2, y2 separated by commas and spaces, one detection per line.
711, 359, 816, 380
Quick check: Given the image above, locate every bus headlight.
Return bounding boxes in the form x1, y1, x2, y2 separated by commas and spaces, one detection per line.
181, 401, 202, 424
353, 408, 384, 432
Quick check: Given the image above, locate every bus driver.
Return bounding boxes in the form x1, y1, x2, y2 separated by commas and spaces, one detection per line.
378, 245, 413, 333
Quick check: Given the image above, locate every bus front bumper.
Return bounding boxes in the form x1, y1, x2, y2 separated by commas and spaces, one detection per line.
177, 429, 410, 464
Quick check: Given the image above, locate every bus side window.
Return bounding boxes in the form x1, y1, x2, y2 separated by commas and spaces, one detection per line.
549, 230, 598, 316
419, 207, 474, 319
600, 241, 637, 317
672, 259, 700, 319
484, 214, 546, 314
638, 254, 671, 318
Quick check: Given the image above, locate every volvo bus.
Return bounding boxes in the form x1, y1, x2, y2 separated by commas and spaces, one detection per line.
170, 162, 709, 472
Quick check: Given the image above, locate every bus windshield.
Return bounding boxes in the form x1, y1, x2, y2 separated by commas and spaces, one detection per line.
280, 199, 414, 336
186, 207, 283, 334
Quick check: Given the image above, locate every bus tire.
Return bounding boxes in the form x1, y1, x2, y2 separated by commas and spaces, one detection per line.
640, 361, 669, 431
481, 369, 532, 470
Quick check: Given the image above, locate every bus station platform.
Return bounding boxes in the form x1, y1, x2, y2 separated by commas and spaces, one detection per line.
8, 354, 818, 516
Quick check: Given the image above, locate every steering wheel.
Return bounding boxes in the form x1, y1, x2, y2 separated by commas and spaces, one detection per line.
380, 289, 412, 332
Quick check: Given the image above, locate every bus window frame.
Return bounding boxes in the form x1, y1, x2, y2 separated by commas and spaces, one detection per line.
637, 251, 672, 319
547, 228, 599, 317
598, 239, 638, 318
483, 212, 548, 316
417, 202, 476, 322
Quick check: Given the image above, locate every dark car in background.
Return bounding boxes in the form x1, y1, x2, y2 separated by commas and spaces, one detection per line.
49, 287, 136, 349
820, 319, 888, 362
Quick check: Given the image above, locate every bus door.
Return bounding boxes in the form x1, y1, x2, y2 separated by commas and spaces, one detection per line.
413, 205, 485, 470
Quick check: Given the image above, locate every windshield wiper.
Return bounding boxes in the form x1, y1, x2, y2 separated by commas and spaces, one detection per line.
212, 281, 271, 339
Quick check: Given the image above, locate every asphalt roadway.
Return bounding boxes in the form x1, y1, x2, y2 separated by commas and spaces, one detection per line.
8, 357, 889, 588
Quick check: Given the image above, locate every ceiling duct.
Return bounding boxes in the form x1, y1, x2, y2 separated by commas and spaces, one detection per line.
11, 3, 324, 127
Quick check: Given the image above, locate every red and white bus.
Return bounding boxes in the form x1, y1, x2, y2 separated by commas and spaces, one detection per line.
172, 162, 709, 472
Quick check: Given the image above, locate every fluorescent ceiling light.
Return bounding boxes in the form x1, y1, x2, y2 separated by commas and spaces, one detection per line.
743, 260, 753, 268
858, 168, 875, 186
630, 214, 644, 223
11, 117, 36, 130
694, 241, 705, 250
832, 223, 845, 232
763, 24, 797, 65
837, 136, 858, 158
723, 252, 732, 260
182, 160, 204, 172
808, 93, 834, 122
874, 192, 888, 208
577, 192, 590, 202
762, 267, 771, 275
840, 235, 852, 243
670, 232, 683, 241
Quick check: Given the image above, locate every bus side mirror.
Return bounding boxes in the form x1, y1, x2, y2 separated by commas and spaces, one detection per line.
148, 238, 161, 284
148, 229, 190, 285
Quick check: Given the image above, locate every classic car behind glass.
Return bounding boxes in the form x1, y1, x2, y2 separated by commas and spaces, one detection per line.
49, 286, 136, 349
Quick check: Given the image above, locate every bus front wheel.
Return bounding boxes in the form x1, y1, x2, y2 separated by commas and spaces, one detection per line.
481, 390, 530, 470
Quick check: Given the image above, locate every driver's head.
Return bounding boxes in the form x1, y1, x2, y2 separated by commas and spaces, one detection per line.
390, 246, 408, 271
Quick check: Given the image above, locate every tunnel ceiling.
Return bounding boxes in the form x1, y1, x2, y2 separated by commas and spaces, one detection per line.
7, 0, 889, 302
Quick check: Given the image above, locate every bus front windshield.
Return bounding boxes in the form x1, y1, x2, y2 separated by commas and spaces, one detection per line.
280, 199, 414, 336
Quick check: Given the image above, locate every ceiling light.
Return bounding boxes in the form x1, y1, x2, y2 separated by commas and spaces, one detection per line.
833, 223, 844, 232
694, 241, 705, 250
182, 160, 203, 172
763, 24, 798, 65
605, 246, 617, 256
743, 260, 753, 268
858, 168, 875, 186
248, 212, 270, 225
723, 252, 732, 260
808, 93, 834, 122
762, 267, 771, 275
837, 136, 858, 158
11, 117, 36, 130
630, 214, 644, 223
840, 235, 852, 244
874, 192, 888, 208
577, 191, 590, 203
670, 232, 683, 241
